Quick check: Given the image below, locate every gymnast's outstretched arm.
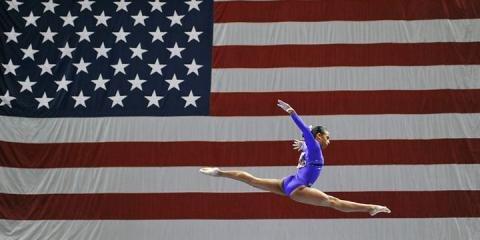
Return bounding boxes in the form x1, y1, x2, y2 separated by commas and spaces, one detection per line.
277, 100, 320, 153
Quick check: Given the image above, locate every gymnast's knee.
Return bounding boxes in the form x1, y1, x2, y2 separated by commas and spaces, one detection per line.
235, 171, 258, 183
321, 195, 340, 207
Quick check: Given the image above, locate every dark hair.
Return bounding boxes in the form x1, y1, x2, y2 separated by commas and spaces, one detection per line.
311, 126, 327, 137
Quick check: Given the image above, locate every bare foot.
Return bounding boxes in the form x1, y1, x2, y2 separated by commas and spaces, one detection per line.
199, 167, 221, 177
369, 205, 391, 216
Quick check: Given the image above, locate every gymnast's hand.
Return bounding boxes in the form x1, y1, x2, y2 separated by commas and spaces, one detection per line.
277, 99, 295, 114
292, 139, 305, 152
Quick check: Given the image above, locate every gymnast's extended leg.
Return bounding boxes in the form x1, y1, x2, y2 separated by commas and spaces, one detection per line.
200, 168, 284, 196
290, 186, 390, 216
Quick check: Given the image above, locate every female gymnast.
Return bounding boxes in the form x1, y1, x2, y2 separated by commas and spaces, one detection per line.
200, 99, 391, 216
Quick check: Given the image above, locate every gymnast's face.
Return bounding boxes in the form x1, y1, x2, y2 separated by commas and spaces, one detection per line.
316, 131, 330, 149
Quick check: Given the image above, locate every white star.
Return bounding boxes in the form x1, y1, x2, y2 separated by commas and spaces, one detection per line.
182, 90, 200, 108
165, 74, 183, 91
35, 92, 54, 109
6, 0, 23, 12
128, 74, 146, 91
0, 90, 15, 108
167, 43, 185, 59
23, 12, 40, 27
114, 0, 131, 12
145, 91, 163, 108
109, 90, 127, 107
148, 59, 166, 75
184, 59, 203, 76
60, 11, 77, 27
59, 42, 75, 59
113, 27, 130, 43
78, 0, 94, 12
94, 43, 111, 59
73, 58, 91, 74
42, 0, 59, 13
18, 76, 36, 93
2, 60, 19, 75
111, 59, 129, 75
91, 74, 110, 91
129, 43, 147, 60
21, 44, 38, 60
185, 26, 202, 42
185, 0, 202, 11
77, 27, 93, 42
72, 91, 90, 108
4, 27, 21, 43
132, 11, 148, 26
167, 10, 184, 27
149, 0, 165, 12
94, 11, 111, 26
54, 76, 72, 92
38, 59, 55, 75
40, 27, 57, 43
150, 27, 167, 42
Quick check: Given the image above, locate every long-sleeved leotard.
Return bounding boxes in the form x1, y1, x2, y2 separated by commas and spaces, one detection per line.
281, 112, 325, 196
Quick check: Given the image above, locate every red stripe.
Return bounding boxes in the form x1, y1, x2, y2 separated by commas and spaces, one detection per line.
1, 139, 478, 168
214, 0, 480, 22
1, 191, 479, 219
213, 43, 480, 68
210, 90, 480, 116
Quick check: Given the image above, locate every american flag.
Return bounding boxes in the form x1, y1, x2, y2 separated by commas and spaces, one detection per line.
1, 0, 480, 239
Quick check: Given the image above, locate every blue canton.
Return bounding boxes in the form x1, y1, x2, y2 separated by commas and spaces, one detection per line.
0, 0, 212, 117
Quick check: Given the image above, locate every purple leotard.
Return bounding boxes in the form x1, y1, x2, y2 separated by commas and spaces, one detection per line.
282, 112, 324, 196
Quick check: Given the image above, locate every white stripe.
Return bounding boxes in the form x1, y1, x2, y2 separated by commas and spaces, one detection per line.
1, 165, 479, 194
1, 218, 479, 240
213, 19, 480, 45
0, 114, 479, 143
212, 66, 480, 92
